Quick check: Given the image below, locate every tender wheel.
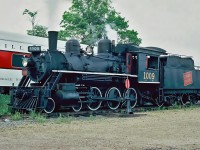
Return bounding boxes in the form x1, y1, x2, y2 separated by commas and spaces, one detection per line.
180, 94, 191, 105
124, 88, 137, 108
189, 94, 198, 105
72, 99, 82, 112
44, 98, 55, 114
163, 95, 180, 106
106, 87, 121, 110
168, 96, 178, 106
155, 97, 164, 107
87, 87, 102, 111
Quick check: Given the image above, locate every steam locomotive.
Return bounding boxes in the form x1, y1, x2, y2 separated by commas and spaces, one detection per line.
9, 31, 200, 113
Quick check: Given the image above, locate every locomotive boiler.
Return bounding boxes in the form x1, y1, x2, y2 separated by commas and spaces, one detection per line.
9, 31, 200, 113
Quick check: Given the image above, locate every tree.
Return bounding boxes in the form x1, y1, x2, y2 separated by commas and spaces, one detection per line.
60, 0, 141, 45
27, 25, 48, 38
23, 9, 38, 36
23, 9, 48, 37
106, 10, 141, 45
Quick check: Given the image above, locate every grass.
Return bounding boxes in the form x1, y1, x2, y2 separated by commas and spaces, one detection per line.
34, 113, 46, 123
55, 113, 74, 124
151, 104, 199, 112
0, 94, 46, 123
55, 114, 104, 124
11, 112, 22, 121
0, 93, 199, 122
10, 110, 46, 123
136, 103, 199, 113
0, 94, 10, 116
29, 110, 46, 123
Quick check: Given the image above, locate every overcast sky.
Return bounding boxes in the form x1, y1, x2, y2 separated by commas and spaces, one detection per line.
0, 0, 200, 65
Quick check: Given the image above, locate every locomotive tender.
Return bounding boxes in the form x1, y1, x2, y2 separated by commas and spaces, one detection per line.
9, 31, 200, 113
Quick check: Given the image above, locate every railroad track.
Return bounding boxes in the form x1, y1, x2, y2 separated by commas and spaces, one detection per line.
5, 101, 199, 120
44, 102, 200, 118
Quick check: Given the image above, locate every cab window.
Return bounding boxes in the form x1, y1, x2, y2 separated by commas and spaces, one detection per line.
146, 56, 158, 69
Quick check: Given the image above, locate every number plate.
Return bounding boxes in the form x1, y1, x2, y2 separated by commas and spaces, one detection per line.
28, 46, 41, 52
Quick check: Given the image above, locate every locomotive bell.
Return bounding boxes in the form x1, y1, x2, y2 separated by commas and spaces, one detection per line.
65, 39, 81, 54
98, 38, 112, 53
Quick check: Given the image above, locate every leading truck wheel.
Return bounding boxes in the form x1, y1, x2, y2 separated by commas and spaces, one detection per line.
44, 98, 55, 114
72, 99, 82, 112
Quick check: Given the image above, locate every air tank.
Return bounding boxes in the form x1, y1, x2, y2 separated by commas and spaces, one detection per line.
98, 38, 112, 53
65, 39, 80, 54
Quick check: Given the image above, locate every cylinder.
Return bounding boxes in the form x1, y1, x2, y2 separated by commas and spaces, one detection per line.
56, 90, 80, 106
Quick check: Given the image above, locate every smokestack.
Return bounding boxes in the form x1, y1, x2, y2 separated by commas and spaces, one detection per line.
48, 31, 58, 51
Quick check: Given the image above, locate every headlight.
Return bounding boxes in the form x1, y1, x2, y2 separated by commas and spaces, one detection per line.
22, 58, 28, 67
40, 52, 45, 57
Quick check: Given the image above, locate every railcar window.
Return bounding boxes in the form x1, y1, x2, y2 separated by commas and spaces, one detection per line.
147, 56, 158, 69
12, 54, 23, 68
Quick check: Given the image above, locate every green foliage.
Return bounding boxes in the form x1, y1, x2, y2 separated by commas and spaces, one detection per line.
58, 30, 68, 41
29, 111, 46, 123
23, 9, 37, 18
23, 9, 37, 33
34, 113, 46, 123
11, 112, 22, 121
23, 9, 48, 37
29, 110, 38, 119
55, 114, 74, 124
60, 0, 141, 45
106, 9, 141, 44
60, 0, 109, 45
27, 25, 48, 37
118, 30, 141, 45
0, 94, 10, 115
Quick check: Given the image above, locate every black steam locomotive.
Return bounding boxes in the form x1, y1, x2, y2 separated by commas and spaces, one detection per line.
9, 31, 200, 113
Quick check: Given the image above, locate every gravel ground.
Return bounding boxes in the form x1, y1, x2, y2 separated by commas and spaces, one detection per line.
0, 107, 200, 150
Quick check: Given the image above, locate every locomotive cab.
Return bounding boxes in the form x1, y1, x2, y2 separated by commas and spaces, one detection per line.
137, 53, 160, 83
116, 44, 166, 83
